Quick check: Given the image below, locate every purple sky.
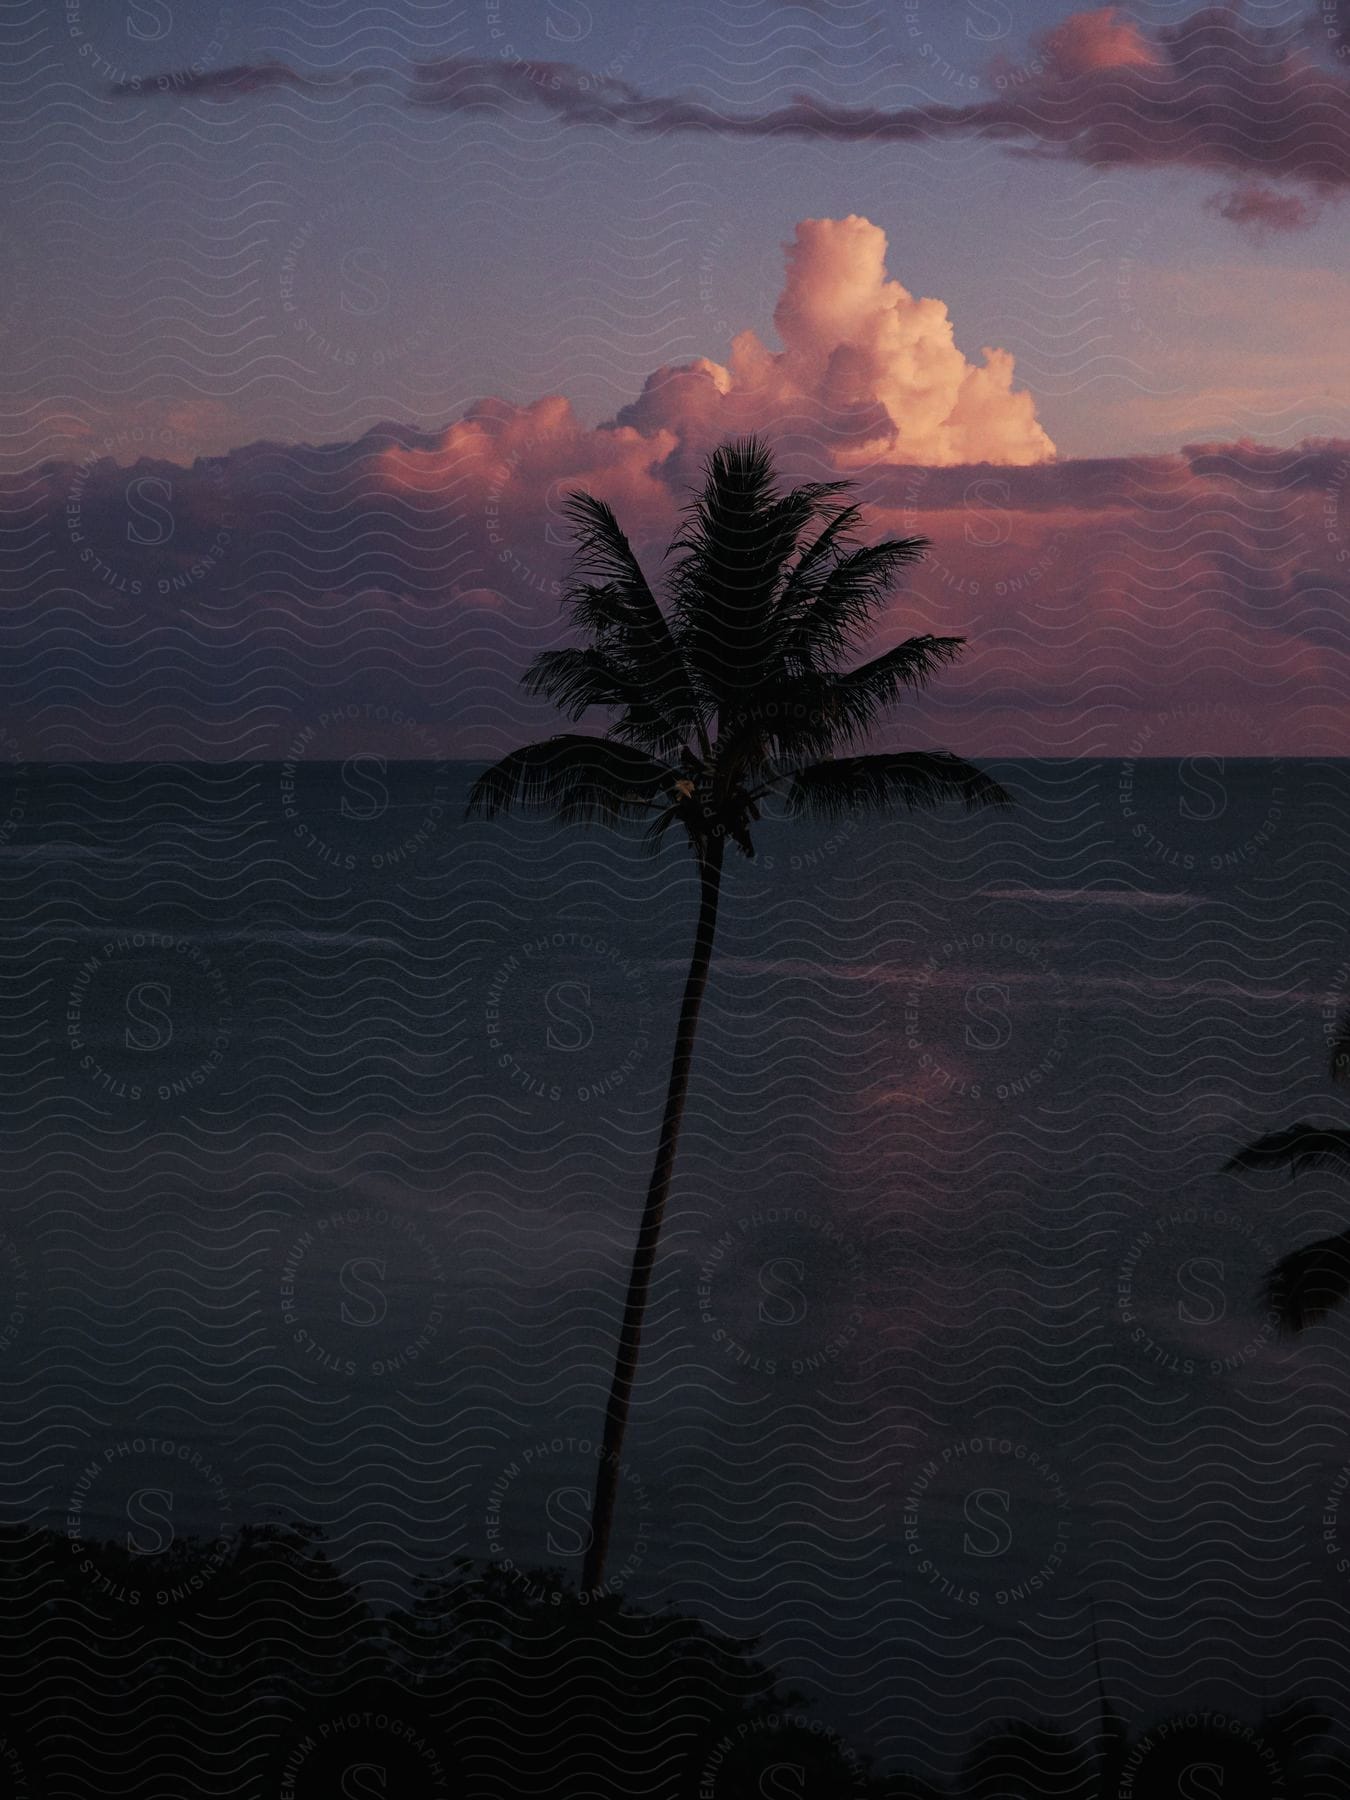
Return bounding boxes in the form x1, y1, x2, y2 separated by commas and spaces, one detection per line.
3, 1, 1349, 756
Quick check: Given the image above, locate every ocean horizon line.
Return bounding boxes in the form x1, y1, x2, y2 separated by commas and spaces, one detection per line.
2, 755, 1338, 769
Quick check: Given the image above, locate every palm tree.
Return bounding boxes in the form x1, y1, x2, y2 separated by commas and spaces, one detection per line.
468, 437, 1011, 1591
1226, 1012, 1350, 1330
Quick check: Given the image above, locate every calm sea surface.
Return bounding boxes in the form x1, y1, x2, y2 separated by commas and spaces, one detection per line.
2, 758, 1348, 1779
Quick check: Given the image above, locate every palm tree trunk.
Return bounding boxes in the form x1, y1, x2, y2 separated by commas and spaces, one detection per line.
581, 833, 725, 1593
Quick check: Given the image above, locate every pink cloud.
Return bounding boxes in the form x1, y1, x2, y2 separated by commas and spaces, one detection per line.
1205, 182, 1322, 234
10, 421, 1350, 757
7, 216, 1349, 760
385, 217, 1054, 492
124, 7, 1350, 227
343, 225, 1350, 758
1037, 8, 1162, 78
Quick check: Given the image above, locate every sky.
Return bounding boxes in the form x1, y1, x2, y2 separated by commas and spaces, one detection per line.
3, 0, 1350, 756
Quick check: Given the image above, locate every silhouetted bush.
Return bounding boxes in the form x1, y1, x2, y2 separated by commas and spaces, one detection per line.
0, 1525, 1341, 1798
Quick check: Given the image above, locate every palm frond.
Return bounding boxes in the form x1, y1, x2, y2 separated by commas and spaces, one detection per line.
773, 502, 865, 626
641, 802, 685, 858
718, 637, 966, 765
523, 648, 645, 718
837, 635, 967, 706
712, 648, 964, 774
667, 439, 843, 707
789, 637, 966, 752
784, 753, 1013, 822
466, 734, 677, 825
1223, 1124, 1350, 1176
1265, 1228, 1350, 1332
520, 647, 688, 758
781, 537, 930, 672
560, 492, 702, 742
561, 491, 662, 595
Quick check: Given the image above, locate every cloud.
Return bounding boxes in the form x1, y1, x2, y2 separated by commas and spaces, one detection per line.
609, 216, 1054, 469
367, 218, 1058, 514
4, 223, 1348, 760
120, 8, 1350, 226
358, 216, 1052, 604
108, 61, 353, 100
10, 424, 1350, 759
1036, 7, 1162, 78
1205, 181, 1322, 234
15, 430, 1350, 754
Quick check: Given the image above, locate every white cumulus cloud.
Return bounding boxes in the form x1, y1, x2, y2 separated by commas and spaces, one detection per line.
617, 215, 1055, 470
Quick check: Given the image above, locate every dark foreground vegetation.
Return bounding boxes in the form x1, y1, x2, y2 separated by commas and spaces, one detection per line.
0, 1524, 1343, 1797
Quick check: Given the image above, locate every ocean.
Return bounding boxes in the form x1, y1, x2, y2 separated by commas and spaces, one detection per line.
3, 756, 1348, 1783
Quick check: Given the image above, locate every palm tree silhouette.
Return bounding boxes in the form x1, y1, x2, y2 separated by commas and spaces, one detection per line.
468, 437, 1011, 1590
1225, 1012, 1350, 1330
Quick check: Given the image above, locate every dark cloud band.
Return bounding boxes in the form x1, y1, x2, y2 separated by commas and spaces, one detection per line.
112, 6, 1350, 224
